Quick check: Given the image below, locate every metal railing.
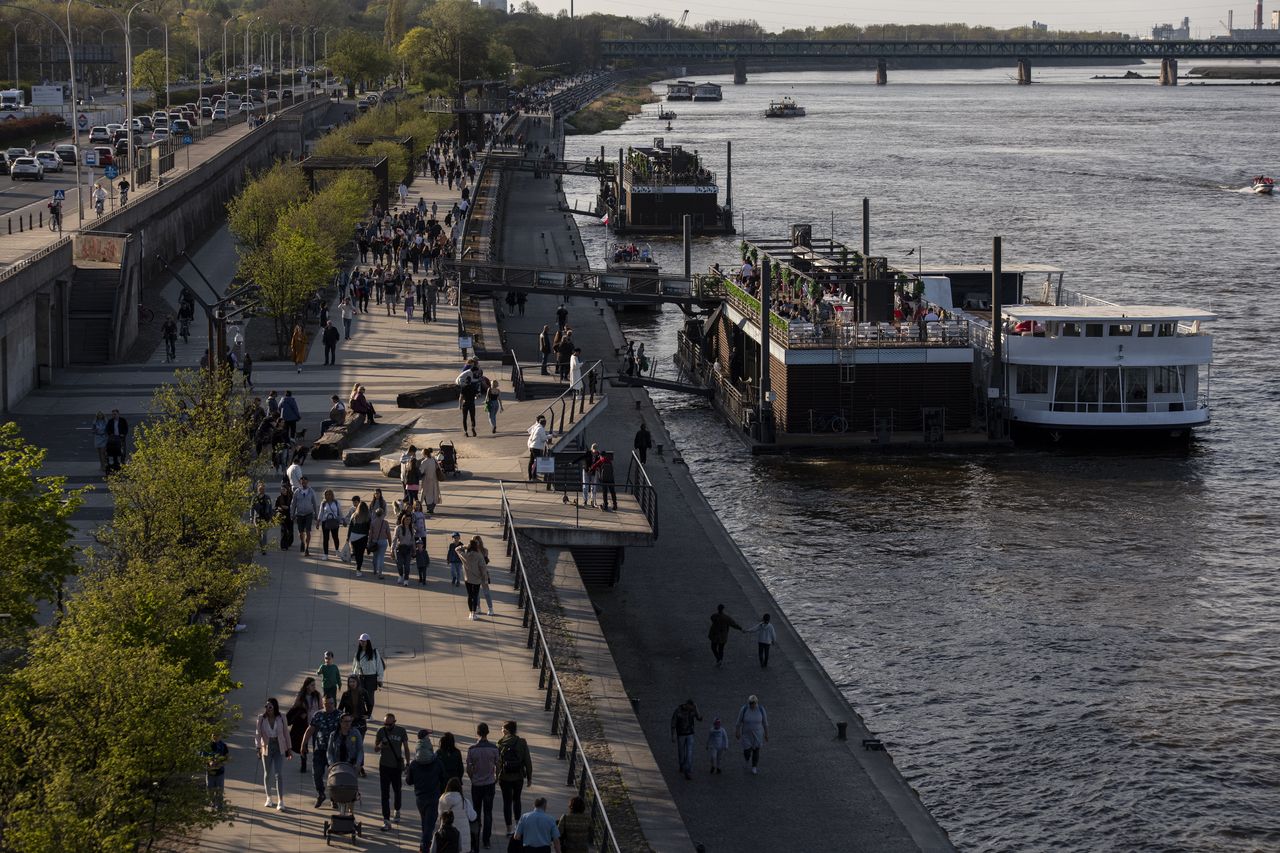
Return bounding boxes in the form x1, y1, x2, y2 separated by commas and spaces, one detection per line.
537, 359, 604, 435
624, 451, 658, 538
510, 348, 528, 401
498, 484, 622, 853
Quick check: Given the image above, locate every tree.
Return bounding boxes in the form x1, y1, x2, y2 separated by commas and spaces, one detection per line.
385, 0, 407, 49
226, 162, 308, 251
0, 422, 84, 656
242, 225, 334, 356
133, 48, 168, 106
327, 30, 393, 89
402, 0, 497, 84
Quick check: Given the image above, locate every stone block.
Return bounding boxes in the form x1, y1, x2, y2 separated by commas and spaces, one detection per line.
380, 453, 402, 478
396, 383, 460, 408
341, 447, 381, 466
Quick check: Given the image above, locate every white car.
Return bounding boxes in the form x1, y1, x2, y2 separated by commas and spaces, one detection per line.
212, 108, 227, 121
89, 126, 111, 144
106, 122, 123, 134
151, 128, 170, 141
9, 156, 43, 181
35, 151, 62, 172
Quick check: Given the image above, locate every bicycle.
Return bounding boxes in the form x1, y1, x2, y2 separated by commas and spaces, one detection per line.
809, 409, 849, 434
137, 303, 155, 325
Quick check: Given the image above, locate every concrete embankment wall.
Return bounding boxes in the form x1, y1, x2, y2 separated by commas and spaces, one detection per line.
0, 95, 332, 411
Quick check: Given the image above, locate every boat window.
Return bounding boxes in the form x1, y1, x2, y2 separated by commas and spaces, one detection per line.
1061, 322, 1080, 337
1016, 365, 1050, 395
1124, 368, 1148, 411
1078, 368, 1099, 404
1153, 365, 1186, 395
1052, 367, 1080, 412
1137, 323, 1155, 337
1108, 324, 1133, 337
1157, 323, 1176, 337
1102, 369, 1122, 412
1085, 324, 1103, 338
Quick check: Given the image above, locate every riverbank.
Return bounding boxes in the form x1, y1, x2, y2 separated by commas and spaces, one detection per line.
565, 76, 662, 135
495, 113, 955, 850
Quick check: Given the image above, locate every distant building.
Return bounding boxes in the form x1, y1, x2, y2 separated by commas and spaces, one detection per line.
477, 0, 505, 10
1152, 17, 1190, 40
1030, 20, 1049, 32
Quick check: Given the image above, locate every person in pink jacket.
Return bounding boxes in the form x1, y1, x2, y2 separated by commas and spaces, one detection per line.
255, 697, 293, 810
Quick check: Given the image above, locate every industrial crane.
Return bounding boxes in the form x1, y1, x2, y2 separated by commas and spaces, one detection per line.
679, 9, 689, 28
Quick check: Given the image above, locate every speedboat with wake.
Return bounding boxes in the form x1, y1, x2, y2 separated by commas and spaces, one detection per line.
1251, 175, 1274, 194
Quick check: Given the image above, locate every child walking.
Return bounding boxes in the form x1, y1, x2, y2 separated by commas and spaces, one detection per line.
706, 718, 729, 774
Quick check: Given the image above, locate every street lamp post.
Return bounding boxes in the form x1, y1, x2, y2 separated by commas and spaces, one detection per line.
162, 19, 169, 108
94, 1, 148, 195
221, 16, 236, 106
1, 0, 84, 224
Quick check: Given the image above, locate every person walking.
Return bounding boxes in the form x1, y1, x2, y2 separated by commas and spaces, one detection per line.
161, 315, 178, 362
316, 650, 341, 703
747, 613, 777, 668
368, 507, 392, 578
437, 779, 476, 853
706, 717, 729, 774
633, 422, 653, 464
326, 713, 365, 776
303, 693, 341, 807
205, 737, 229, 805
319, 489, 343, 559
280, 390, 301, 439
734, 695, 769, 774
497, 721, 533, 836
394, 512, 416, 587
255, 697, 293, 811
412, 500, 431, 584
91, 411, 109, 473
446, 532, 464, 587
275, 484, 295, 551
708, 604, 744, 667
286, 677, 323, 773
105, 408, 129, 462
436, 731, 465, 785
340, 297, 355, 340
526, 415, 549, 481
337, 675, 370, 777
670, 699, 702, 781
419, 448, 444, 513
590, 451, 617, 512
375, 712, 411, 831
556, 796, 590, 853
538, 325, 553, 375
512, 797, 561, 853
567, 348, 585, 399
465, 723, 499, 849
290, 324, 308, 373
459, 537, 489, 620
322, 320, 340, 365
456, 360, 481, 437
352, 633, 385, 716
484, 380, 503, 434
407, 730, 448, 846
291, 475, 319, 556
555, 304, 568, 331
555, 330, 574, 382
346, 497, 371, 575
251, 482, 274, 554
401, 446, 422, 506
475, 535, 494, 615
431, 810, 463, 853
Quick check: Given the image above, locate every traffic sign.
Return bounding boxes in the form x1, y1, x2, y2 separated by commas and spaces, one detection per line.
77, 113, 88, 130
104, 165, 119, 180
182, 134, 193, 145
83, 150, 98, 167
53, 189, 66, 201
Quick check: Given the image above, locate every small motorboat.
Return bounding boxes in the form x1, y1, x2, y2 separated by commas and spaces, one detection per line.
1251, 175, 1274, 194
658, 106, 677, 120
765, 96, 806, 118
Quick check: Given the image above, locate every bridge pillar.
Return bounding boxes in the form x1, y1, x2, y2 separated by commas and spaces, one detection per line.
875, 59, 887, 85
733, 58, 747, 85
1160, 58, 1179, 85
1016, 58, 1032, 85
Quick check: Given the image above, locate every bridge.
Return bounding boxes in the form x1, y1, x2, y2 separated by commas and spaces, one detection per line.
601, 38, 1280, 85
445, 258, 720, 308
482, 153, 617, 178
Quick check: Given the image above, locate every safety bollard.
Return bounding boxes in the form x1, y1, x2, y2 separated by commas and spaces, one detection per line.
39, 211, 43, 228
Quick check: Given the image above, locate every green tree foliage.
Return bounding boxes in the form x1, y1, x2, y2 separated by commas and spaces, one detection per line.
0, 422, 84, 654
327, 30, 394, 87
243, 225, 334, 355
133, 47, 169, 104
226, 162, 308, 250
385, 0, 407, 49
401, 0, 506, 85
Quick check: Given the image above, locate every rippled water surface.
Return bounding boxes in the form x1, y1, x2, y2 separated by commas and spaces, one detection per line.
564, 67, 1280, 852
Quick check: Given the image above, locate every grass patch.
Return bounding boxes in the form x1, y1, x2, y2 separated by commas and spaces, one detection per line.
565, 80, 661, 136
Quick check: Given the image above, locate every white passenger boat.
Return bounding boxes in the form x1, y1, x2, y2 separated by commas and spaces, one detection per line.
999, 298, 1215, 440
764, 97, 805, 118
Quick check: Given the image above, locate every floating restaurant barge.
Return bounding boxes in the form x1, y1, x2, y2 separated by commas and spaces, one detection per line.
676, 222, 1214, 450
597, 137, 735, 236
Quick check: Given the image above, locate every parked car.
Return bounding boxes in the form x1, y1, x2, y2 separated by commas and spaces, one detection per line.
35, 151, 62, 172
92, 146, 114, 166
54, 143, 77, 164
9, 156, 44, 181
212, 108, 227, 121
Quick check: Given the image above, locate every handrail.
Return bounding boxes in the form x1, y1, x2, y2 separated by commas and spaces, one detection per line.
499, 484, 622, 853
625, 450, 659, 538
537, 359, 603, 437
509, 348, 528, 402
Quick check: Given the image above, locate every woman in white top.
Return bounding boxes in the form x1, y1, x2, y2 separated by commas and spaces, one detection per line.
438, 777, 477, 852
318, 489, 344, 559
254, 697, 293, 810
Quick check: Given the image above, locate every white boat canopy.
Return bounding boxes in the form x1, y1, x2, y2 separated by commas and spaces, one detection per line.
1003, 304, 1217, 323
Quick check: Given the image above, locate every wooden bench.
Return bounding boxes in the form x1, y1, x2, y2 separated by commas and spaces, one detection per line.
310, 412, 370, 460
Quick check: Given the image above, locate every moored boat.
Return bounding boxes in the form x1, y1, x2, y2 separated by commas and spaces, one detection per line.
665, 80, 695, 101
1251, 175, 1274, 194
604, 243, 663, 312
692, 82, 723, 101
764, 96, 805, 118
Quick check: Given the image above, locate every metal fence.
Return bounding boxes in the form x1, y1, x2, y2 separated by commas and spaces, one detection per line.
537, 360, 604, 435
498, 484, 622, 853
624, 451, 658, 538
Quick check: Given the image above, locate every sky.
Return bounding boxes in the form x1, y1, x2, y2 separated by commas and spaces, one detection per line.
548, 1, 1276, 38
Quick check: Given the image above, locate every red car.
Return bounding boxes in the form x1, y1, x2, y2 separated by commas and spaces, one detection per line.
93, 146, 114, 166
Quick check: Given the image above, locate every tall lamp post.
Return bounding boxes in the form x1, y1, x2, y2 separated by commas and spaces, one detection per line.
93, 1, 148, 195
221, 15, 237, 106
288, 24, 302, 96
1, 0, 84, 224
162, 18, 169, 108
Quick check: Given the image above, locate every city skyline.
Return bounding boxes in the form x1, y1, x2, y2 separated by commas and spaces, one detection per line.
547, 1, 1279, 38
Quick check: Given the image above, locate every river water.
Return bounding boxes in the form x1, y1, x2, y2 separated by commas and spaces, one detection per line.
563, 66, 1280, 851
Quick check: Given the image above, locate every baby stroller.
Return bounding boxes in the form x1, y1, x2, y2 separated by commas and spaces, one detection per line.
438, 439, 458, 478
322, 761, 362, 845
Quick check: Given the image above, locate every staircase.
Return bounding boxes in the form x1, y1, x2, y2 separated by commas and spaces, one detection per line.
67, 268, 121, 364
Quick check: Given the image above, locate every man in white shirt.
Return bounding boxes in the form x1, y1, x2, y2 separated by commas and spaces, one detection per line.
739, 259, 754, 282
291, 475, 320, 556
526, 415, 549, 481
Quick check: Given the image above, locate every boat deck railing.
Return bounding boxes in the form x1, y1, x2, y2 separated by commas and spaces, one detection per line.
622, 165, 718, 189
1007, 393, 1209, 414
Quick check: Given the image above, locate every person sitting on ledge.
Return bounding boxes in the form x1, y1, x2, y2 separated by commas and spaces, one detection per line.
349, 384, 378, 425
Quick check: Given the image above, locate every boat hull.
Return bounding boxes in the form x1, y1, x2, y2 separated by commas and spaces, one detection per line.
1009, 419, 1198, 448
1252, 184, 1273, 194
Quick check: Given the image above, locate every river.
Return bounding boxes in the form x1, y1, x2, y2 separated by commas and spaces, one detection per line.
562, 66, 1280, 852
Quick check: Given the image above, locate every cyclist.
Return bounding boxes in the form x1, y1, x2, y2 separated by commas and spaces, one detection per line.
178, 291, 195, 343
47, 199, 62, 232
118, 179, 130, 206
93, 185, 107, 217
